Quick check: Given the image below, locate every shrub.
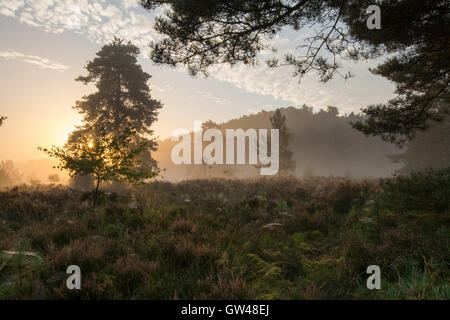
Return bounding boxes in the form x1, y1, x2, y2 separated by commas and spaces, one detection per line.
376, 168, 450, 214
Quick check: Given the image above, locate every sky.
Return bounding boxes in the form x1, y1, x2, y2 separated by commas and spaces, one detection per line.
0, 0, 397, 161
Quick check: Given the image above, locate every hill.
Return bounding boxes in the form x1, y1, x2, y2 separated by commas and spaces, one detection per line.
154, 106, 401, 181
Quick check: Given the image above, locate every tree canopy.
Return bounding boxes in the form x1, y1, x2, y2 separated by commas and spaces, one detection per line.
0, 160, 21, 188
271, 109, 295, 175
141, 0, 449, 144
40, 128, 155, 207
69, 37, 162, 172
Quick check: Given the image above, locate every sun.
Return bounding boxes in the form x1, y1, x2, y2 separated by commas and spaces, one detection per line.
88, 142, 94, 149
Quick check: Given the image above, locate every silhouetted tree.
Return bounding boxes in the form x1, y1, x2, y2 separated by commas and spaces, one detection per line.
141, 1, 449, 144
156, 106, 399, 180
0, 160, 22, 188
271, 109, 295, 175
202, 120, 221, 131
48, 174, 60, 184
391, 116, 450, 174
69, 37, 163, 175
325, 106, 339, 118
41, 128, 155, 208
0, 116, 6, 127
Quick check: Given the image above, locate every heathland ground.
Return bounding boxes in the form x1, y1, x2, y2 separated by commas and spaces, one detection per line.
0, 169, 448, 299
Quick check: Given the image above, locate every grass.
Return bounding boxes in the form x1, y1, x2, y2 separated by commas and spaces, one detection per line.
0, 169, 449, 299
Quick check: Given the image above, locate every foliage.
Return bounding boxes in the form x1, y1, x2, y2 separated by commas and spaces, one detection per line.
270, 109, 295, 175
48, 174, 60, 184
39, 128, 156, 207
69, 37, 162, 174
141, 0, 449, 144
391, 116, 450, 174
0, 170, 448, 299
375, 168, 450, 214
155, 106, 400, 180
0, 116, 6, 127
0, 160, 22, 189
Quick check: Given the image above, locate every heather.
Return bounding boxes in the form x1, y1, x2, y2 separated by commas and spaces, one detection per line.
0, 169, 449, 299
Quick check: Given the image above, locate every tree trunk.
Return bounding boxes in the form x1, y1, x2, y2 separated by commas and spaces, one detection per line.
93, 179, 101, 209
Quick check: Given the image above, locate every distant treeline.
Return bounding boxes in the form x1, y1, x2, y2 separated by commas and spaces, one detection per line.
0, 159, 65, 189
154, 106, 402, 181
2, 106, 448, 188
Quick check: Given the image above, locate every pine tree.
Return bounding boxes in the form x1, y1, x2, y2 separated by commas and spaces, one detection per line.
142, 1, 449, 144
270, 109, 295, 175
69, 38, 162, 174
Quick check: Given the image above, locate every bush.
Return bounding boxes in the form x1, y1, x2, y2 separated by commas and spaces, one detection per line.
0, 161, 22, 188
376, 168, 450, 214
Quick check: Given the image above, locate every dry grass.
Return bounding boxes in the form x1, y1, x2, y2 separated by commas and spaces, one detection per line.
0, 171, 449, 299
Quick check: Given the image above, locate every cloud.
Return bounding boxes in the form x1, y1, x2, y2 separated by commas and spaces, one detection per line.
150, 84, 165, 93
0, 0, 160, 55
193, 90, 228, 105
200, 92, 228, 105
151, 83, 175, 94
209, 57, 395, 113
0, 0, 396, 112
203, 27, 396, 112
0, 49, 70, 71
0, 0, 24, 17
